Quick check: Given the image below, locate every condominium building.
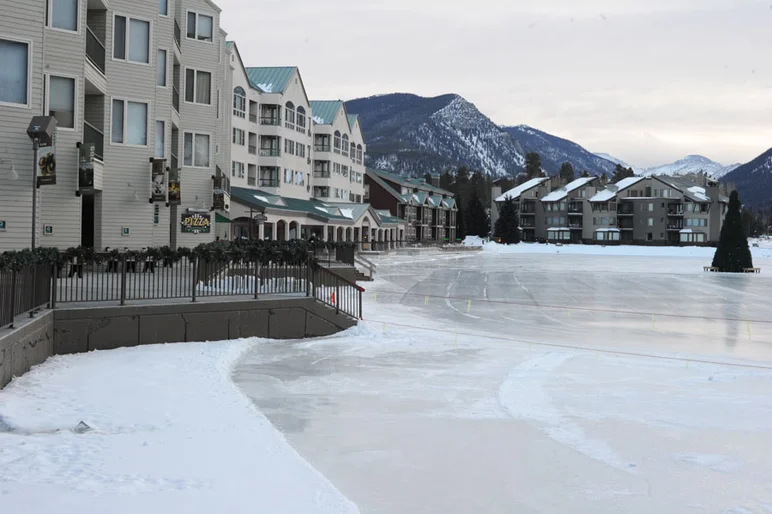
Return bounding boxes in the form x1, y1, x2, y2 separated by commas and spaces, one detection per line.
492, 174, 727, 245
0, 0, 231, 252
364, 168, 457, 242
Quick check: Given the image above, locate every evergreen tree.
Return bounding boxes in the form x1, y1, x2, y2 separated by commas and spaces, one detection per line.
465, 191, 489, 237
712, 190, 753, 272
580, 170, 590, 178
611, 164, 635, 183
525, 152, 542, 179
600, 172, 609, 185
559, 162, 575, 184
455, 195, 467, 239
440, 170, 453, 190
494, 197, 520, 244
424, 172, 433, 184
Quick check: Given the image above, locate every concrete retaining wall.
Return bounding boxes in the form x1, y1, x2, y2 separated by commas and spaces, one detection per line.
0, 297, 356, 388
0, 312, 54, 389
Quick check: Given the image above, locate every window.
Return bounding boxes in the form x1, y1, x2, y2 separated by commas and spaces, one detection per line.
183, 132, 210, 167
111, 99, 148, 145
647, 218, 654, 226
232, 161, 244, 178
648, 202, 654, 212
159, 0, 168, 16
47, 75, 75, 129
114, 15, 150, 64
333, 131, 341, 153
294, 171, 304, 185
342, 134, 349, 156
284, 168, 293, 183
284, 139, 295, 155
357, 145, 363, 163
233, 128, 245, 146
297, 144, 305, 158
0, 38, 29, 106
49, 0, 78, 31
342, 165, 349, 177
155, 120, 165, 157
284, 101, 295, 129
156, 49, 167, 86
296, 106, 306, 131
187, 12, 214, 42
233, 87, 246, 118
185, 69, 211, 104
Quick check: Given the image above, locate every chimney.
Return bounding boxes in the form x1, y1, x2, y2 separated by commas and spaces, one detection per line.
431, 175, 440, 188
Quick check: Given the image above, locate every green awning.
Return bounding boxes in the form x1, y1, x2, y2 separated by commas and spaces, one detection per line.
215, 213, 231, 223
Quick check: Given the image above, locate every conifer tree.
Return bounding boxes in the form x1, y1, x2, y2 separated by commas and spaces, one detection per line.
712, 190, 753, 272
494, 197, 520, 244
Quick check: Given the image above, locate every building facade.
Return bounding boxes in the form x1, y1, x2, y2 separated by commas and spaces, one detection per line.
364, 168, 457, 242
493, 174, 728, 245
0, 0, 231, 252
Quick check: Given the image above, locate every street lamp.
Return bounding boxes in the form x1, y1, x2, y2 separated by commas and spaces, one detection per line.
26, 116, 58, 249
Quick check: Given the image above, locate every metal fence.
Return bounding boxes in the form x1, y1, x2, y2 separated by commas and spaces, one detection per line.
0, 264, 52, 329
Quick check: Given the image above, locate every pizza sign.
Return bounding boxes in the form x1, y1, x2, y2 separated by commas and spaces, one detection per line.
181, 213, 211, 234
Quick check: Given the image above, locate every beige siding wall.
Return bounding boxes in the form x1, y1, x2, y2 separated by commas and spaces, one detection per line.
229, 47, 258, 190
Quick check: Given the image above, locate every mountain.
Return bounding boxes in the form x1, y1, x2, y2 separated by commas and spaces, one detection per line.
721, 148, 772, 208
502, 125, 618, 176
345, 94, 525, 178
593, 153, 644, 174
643, 155, 740, 179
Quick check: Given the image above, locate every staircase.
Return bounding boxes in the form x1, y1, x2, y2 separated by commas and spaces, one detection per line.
319, 264, 372, 283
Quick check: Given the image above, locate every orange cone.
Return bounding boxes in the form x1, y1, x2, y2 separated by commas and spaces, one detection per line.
331, 291, 336, 304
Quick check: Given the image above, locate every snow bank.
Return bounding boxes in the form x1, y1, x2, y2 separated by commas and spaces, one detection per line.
480, 241, 772, 259
0, 341, 360, 514
462, 235, 485, 247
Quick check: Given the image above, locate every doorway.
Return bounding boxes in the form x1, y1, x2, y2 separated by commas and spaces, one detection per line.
81, 195, 94, 248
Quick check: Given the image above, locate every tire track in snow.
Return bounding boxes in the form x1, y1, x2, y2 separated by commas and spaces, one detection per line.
498, 352, 634, 472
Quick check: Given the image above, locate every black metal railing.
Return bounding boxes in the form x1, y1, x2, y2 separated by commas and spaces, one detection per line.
86, 27, 106, 74
259, 178, 279, 187
313, 171, 331, 178
310, 263, 363, 320
174, 18, 181, 49
248, 145, 257, 155
249, 113, 257, 123
1, 264, 52, 329
172, 85, 180, 113
83, 121, 104, 161
259, 148, 280, 157
260, 117, 280, 125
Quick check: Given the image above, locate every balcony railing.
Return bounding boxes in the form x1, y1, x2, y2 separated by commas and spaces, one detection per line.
259, 178, 279, 187
248, 145, 257, 155
174, 19, 181, 50
314, 171, 331, 178
259, 148, 280, 157
170, 153, 178, 171
568, 223, 583, 228
261, 117, 280, 126
83, 121, 104, 161
85, 27, 106, 75
249, 113, 257, 123
668, 210, 684, 216
568, 204, 583, 213
314, 144, 331, 152
172, 85, 180, 113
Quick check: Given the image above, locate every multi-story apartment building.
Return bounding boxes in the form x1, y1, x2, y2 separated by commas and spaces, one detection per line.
309, 101, 365, 203
364, 168, 457, 242
0, 0, 230, 252
493, 174, 727, 245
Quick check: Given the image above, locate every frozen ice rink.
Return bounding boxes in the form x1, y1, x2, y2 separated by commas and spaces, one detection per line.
234, 248, 772, 513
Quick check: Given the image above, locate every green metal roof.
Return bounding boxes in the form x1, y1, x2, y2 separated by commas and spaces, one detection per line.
412, 192, 428, 205
230, 187, 353, 222
365, 168, 406, 204
309, 101, 342, 125
225, 41, 234, 50
367, 168, 453, 197
347, 114, 358, 128
244, 67, 297, 94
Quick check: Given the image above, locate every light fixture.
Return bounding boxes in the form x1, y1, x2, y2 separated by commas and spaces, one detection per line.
0, 158, 18, 180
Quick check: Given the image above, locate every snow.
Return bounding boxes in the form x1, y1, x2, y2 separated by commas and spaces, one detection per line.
541, 177, 596, 202
496, 177, 549, 202
462, 235, 485, 246
590, 176, 645, 202
256, 83, 274, 93
339, 208, 354, 219
688, 186, 711, 202
253, 194, 270, 203
643, 155, 741, 179
0, 342, 359, 514
312, 116, 325, 124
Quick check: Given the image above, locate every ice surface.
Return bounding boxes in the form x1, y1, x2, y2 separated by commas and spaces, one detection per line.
235, 248, 772, 514
0, 342, 359, 514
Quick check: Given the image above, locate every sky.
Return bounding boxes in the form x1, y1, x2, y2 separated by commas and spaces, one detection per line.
218, 0, 772, 168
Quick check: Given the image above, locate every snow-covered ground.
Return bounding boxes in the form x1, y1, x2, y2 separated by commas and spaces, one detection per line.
3, 248, 772, 513
0, 342, 359, 514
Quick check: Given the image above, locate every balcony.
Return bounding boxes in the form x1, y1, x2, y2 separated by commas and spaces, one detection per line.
314, 144, 331, 153
260, 117, 280, 126
172, 86, 180, 113
248, 145, 257, 155
668, 206, 684, 216
259, 148, 280, 157
617, 205, 635, 216
174, 18, 181, 51
83, 121, 104, 161
568, 203, 583, 214
568, 222, 583, 229
249, 114, 257, 123
85, 27, 106, 75
314, 171, 331, 178
667, 223, 684, 231
259, 179, 279, 188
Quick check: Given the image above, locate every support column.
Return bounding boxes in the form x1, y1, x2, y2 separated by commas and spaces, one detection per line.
322, 225, 328, 241
297, 223, 303, 240
331, 226, 337, 242
284, 222, 290, 241
258, 222, 265, 240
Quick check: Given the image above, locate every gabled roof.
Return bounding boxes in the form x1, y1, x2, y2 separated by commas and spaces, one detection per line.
655, 176, 713, 203
348, 114, 359, 128
541, 177, 598, 203
365, 168, 407, 204
442, 197, 457, 210
309, 101, 343, 125
226, 42, 263, 94
230, 187, 354, 222
225, 41, 234, 50
245, 67, 297, 94
366, 168, 454, 197
496, 177, 550, 202
589, 176, 645, 202
412, 192, 428, 205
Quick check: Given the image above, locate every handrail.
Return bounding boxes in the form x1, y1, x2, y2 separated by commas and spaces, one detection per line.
311, 260, 364, 320
354, 254, 376, 279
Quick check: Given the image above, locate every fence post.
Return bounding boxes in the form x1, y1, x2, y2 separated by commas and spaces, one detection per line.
51, 263, 57, 310
253, 260, 259, 300
120, 256, 127, 306
335, 279, 340, 315
306, 257, 311, 297
191, 257, 198, 302
8, 269, 17, 329
29, 264, 37, 318
358, 288, 363, 320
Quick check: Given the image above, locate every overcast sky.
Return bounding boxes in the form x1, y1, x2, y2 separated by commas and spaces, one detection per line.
218, 0, 771, 168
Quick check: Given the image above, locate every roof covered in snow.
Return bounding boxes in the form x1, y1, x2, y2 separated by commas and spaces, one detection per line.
541, 177, 597, 202
589, 176, 645, 202
496, 177, 550, 202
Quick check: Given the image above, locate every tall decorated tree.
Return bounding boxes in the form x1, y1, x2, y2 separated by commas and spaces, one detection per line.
712, 190, 753, 272
494, 197, 520, 244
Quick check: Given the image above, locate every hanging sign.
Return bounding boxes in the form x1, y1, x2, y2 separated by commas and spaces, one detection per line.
168, 168, 181, 205
36, 135, 57, 186
212, 176, 226, 210
181, 212, 211, 234
151, 159, 167, 203
78, 142, 95, 193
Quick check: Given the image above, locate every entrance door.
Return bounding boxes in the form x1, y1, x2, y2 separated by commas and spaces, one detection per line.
81, 195, 95, 248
